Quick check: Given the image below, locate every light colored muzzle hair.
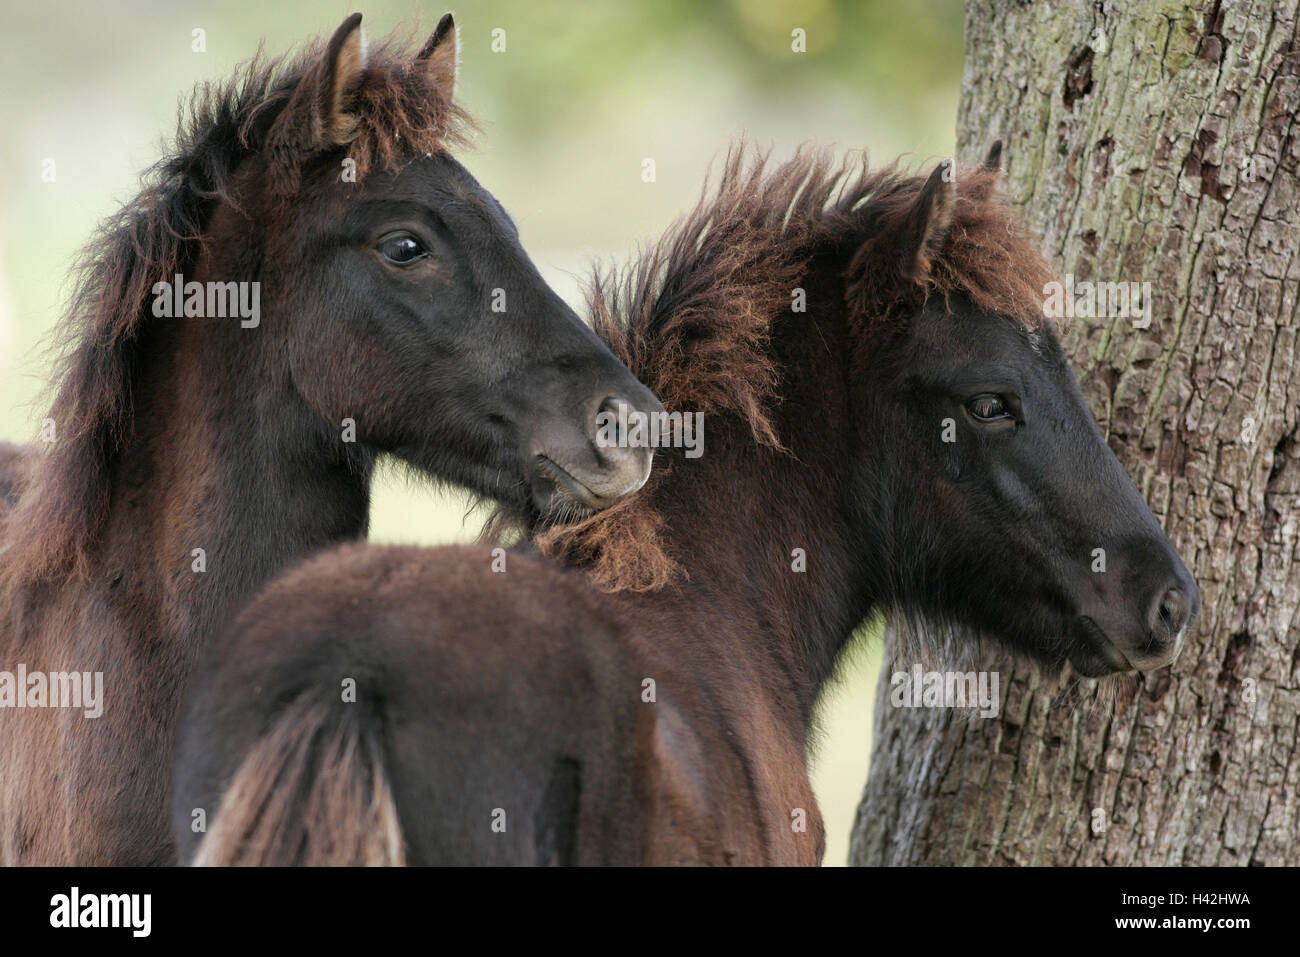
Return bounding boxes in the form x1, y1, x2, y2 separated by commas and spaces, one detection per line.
890, 612, 985, 674
192, 696, 405, 866
888, 611, 1132, 715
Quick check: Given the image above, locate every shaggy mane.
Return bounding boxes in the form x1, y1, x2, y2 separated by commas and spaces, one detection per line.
528, 145, 1057, 592
1, 24, 473, 591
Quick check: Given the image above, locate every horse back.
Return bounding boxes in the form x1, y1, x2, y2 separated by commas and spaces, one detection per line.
173, 543, 653, 865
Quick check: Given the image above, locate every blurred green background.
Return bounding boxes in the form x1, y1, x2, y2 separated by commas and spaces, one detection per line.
1, 0, 963, 865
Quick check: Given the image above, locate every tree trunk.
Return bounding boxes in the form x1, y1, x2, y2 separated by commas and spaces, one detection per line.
851, 0, 1300, 866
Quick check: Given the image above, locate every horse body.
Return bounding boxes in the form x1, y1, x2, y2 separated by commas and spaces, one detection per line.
0, 14, 659, 864
175, 145, 1202, 865
174, 544, 826, 865
4, 327, 375, 863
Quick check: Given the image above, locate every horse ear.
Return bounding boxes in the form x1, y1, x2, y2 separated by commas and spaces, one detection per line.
900, 159, 956, 282
416, 13, 459, 101
315, 14, 367, 146
268, 12, 366, 165
982, 139, 1004, 174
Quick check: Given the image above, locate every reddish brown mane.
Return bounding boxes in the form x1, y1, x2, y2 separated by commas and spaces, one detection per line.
844, 165, 1055, 331
530, 146, 1057, 592
0, 27, 473, 591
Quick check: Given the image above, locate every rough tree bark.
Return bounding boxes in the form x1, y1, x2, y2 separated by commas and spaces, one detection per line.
851, 0, 1300, 865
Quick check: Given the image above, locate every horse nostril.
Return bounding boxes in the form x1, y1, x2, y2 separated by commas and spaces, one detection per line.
597, 398, 626, 446
1154, 587, 1189, 640
593, 395, 657, 460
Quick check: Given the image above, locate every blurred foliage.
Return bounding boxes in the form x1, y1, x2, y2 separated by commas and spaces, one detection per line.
1, 0, 962, 866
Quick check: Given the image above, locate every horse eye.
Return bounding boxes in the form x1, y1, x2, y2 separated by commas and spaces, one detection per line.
966, 394, 1010, 422
378, 233, 429, 265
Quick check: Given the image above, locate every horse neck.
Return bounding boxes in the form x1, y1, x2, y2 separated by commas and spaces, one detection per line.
100, 308, 372, 654
635, 264, 873, 736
